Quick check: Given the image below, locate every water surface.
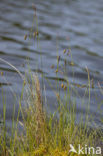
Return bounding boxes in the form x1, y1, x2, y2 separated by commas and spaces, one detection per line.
0, 0, 103, 128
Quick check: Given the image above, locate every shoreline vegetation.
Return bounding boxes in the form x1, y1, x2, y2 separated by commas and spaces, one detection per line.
0, 5, 103, 156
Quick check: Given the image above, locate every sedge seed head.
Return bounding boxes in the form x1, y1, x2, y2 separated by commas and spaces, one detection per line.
56, 93, 60, 99
24, 34, 27, 40
55, 69, 58, 73
61, 83, 64, 88
36, 31, 39, 36
57, 56, 60, 62
33, 32, 36, 37
1, 72, 3, 76
51, 65, 54, 69
34, 31, 39, 37
91, 79, 94, 88
64, 85, 67, 90
70, 62, 74, 66
63, 49, 66, 54
24, 80, 26, 86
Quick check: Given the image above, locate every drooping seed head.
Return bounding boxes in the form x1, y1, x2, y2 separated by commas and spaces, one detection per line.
24, 34, 27, 40
63, 49, 66, 54
64, 85, 67, 90
61, 83, 64, 88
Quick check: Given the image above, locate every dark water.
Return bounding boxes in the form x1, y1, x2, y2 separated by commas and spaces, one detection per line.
0, 0, 103, 128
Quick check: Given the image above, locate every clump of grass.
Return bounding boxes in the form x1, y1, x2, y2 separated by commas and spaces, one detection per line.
0, 70, 102, 156
0, 5, 102, 156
